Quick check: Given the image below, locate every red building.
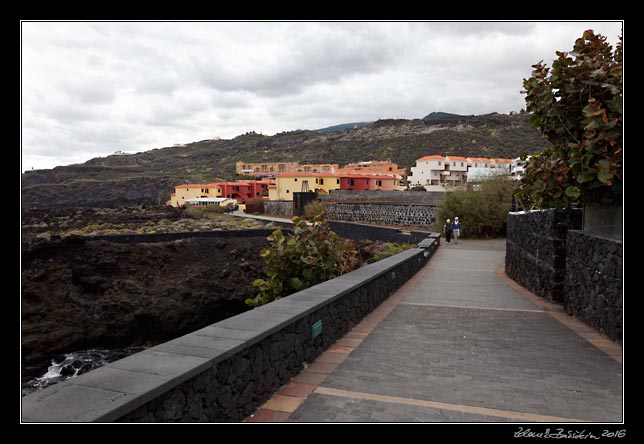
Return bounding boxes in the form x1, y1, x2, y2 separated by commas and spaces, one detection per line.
213, 179, 273, 203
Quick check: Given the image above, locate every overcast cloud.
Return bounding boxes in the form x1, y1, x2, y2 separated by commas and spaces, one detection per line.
21, 21, 623, 171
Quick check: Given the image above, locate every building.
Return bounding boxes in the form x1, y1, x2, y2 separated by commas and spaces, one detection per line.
214, 179, 273, 203
408, 155, 447, 187
444, 156, 468, 184
236, 161, 338, 176
339, 174, 403, 191
336, 160, 406, 175
169, 179, 274, 207
509, 157, 528, 180
268, 173, 342, 201
407, 155, 516, 189
169, 183, 213, 207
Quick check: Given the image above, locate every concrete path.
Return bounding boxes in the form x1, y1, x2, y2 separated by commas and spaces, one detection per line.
246, 239, 623, 423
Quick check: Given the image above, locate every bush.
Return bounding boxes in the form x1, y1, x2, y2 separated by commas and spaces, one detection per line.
246, 206, 359, 307
183, 206, 204, 220
433, 176, 517, 238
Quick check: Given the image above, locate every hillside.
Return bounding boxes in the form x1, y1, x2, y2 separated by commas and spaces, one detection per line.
21, 112, 549, 208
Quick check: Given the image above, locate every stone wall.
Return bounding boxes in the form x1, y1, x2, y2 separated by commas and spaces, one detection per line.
320, 190, 445, 204
329, 221, 432, 245
325, 203, 438, 228
263, 201, 293, 217
565, 231, 623, 343
505, 210, 582, 302
88, 229, 276, 244
22, 235, 441, 422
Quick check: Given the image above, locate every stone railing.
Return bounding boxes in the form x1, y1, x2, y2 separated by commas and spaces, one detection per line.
22, 234, 440, 422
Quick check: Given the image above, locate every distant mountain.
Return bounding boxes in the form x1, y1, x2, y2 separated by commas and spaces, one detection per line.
314, 122, 373, 133
22, 112, 549, 208
423, 111, 465, 120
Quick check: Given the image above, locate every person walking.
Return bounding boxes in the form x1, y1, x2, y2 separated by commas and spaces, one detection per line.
452, 217, 462, 244
444, 219, 453, 244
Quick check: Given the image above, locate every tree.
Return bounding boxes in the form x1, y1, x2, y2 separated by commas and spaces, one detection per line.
516, 30, 622, 209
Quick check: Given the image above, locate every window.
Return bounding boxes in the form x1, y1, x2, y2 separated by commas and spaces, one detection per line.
348, 179, 354, 186
376, 180, 383, 186
286, 190, 290, 193
461, 162, 464, 167
453, 162, 456, 166
433, 172, 438, 176
438, 161, 441, 165
294, 178, 298, 181
319, 178, 324, 185
336, 179, 340, 184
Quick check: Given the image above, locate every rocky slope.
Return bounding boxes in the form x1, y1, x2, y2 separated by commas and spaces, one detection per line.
21, 113, 549, 208
21, 234, 269, 381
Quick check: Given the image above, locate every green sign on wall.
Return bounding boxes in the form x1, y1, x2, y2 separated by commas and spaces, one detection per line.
311, 320, 323, 342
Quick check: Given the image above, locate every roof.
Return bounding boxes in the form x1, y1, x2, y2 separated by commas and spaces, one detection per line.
445, 156, 467, 161
176, 184, 206, 188
468, 157, 491, 163
417, 155, 444, 161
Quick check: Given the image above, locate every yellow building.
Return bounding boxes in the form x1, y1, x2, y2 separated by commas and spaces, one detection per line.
268, 173, 341, 201
169, 183, 218, 207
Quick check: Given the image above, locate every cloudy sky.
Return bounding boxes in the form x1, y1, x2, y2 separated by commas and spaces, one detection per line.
21, 21, 622, 172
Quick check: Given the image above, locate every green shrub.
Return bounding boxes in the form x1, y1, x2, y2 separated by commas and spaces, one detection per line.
183, 206, 204, 220
433, 176, 517, 238
246, 206, 359, 307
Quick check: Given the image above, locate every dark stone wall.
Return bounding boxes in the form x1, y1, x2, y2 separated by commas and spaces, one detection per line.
505, 210, 582, 302
324, 203, 438, 228
118, 246, 434, 422
329, 221, 433, 245
565, 231, 623, 343
88, 229, 277, 244
320, 190, 445, 204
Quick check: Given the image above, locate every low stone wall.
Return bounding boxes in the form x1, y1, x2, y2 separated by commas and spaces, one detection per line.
22, 235, 440, 422
565, 231, 623, 343
321, 190, 445, 204
262, 201, 293, 217
505, 210, 582, 302
88, 229, 276, 244
329, 221, 432, 245
325, 203, 438, 228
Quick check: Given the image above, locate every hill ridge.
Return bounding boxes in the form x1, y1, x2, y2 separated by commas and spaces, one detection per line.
22, 113, 548, 208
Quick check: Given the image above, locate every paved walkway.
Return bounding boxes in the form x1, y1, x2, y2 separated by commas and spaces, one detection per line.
245, 239, 623, 423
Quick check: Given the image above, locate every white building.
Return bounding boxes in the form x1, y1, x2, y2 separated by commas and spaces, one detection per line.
407, 155, 516, 189
408, 155, 448, 188
509, 157, 528, 180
